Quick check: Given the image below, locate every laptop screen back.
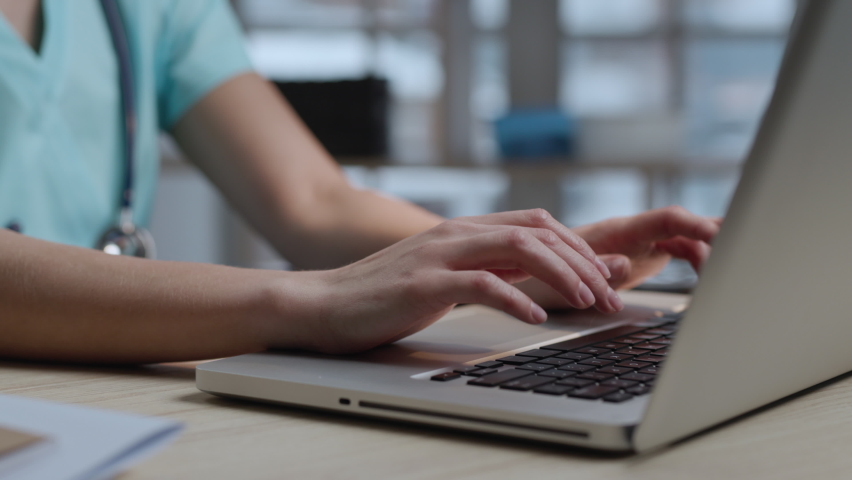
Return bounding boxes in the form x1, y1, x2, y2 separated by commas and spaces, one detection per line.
635, 0, 852, 451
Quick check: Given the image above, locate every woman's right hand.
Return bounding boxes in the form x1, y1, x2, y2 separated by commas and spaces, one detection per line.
275, 209, 622, 354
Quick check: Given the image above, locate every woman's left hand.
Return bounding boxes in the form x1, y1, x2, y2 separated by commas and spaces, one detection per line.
519, 206, 722, 306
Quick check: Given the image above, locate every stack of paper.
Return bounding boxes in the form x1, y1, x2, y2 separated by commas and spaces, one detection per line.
0, 394, 182, 480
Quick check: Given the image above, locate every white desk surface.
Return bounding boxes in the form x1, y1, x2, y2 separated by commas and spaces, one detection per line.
3, 291, 852, 479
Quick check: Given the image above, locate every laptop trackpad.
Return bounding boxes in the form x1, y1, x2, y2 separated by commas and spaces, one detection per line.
384, 304, 659, 365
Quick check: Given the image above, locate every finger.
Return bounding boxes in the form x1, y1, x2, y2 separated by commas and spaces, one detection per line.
629, 206, 721, 244
487, 268, 532, 284
436, 271, 547, 324
654, 237, 712, 273
521, 227, 619, 311
599, 254, 631, 288
447, 229, 619, 312
461, 209, 612, 279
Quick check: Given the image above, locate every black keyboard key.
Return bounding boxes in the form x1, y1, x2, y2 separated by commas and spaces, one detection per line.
539, 369, 575, 379
620, 372, 655, 383
616, 348, 651, 356
559, 363, 595, 373
617, 360, 652, 369
576, 372, 615, 382
635, 355, 664, 364
602, 378, 638, 388
431, 372, 461, 381
639, 366, 660, 375
603, 392, 634, 403
594, 342, 624, 350
650, 349, 669, 357
517, 349, 559, 358
568, 385, 620, 399
474, 361, 503, 369
626, 385, 652, 395
533, 384, 575, 395
453, 366, 481, 375
516, 363, 555, 373
500, 375, 555, 391
597, 366, 633, 375
497, 355, 535, 365
578, 358, 614, 367
555, 377, 595, 388
634, 342, 665, 351
575, 347, 611, 355
467, 368, 499, 377
614, 337, 645, 345
538, 357, 572, 366
597, 353, 633, 362
468, 369, 533, 387
650, 338, 672, 345
539, 324, 648, 352
555, 352, 592, 361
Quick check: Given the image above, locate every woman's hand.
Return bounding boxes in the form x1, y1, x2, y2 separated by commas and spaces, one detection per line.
276, 209, 622, 354
515, 206, 721, 307
574, 206, 721, 290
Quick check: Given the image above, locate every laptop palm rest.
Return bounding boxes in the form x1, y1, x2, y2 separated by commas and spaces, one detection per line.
348, 304, 661, 372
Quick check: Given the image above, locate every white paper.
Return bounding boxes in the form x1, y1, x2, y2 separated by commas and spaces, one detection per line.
0, 394, 182, 480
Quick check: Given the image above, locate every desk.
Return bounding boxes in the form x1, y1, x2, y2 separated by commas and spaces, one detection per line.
3, 291, 852, 479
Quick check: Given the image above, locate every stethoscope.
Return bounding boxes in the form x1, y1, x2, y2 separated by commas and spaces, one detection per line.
96, 0, 155, 258
6, 0, 155, 258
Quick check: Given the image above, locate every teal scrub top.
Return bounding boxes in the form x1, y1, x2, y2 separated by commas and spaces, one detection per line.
0, 0, 253, 248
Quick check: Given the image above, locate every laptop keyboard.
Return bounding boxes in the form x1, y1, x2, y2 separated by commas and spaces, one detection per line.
429, 313, 680, 403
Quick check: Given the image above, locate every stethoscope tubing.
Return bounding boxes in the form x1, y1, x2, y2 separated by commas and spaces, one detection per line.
99, 0, 136, 215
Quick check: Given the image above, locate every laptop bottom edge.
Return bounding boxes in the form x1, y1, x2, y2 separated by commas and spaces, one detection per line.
197, 371, 637, 452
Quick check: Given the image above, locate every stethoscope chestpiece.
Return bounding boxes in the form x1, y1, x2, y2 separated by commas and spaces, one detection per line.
96, 224, 156, 259
96, 207, 156, 259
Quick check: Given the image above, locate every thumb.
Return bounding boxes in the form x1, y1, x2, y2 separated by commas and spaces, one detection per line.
599, 254, 631, 288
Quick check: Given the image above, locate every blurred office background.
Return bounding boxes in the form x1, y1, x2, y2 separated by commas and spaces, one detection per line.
152, 0, 795, 272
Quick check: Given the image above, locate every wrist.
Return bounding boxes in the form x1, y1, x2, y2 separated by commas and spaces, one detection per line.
256, 269, 332, 352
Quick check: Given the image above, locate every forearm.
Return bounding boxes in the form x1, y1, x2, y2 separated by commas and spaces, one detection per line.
274, 187, 443, 269
171, 73, 442, 270
0, 230, 303, 363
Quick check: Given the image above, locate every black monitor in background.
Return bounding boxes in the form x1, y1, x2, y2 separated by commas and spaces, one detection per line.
273, 77, 389, 158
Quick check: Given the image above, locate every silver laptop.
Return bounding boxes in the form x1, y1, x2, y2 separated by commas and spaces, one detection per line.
197, 0, 852, 452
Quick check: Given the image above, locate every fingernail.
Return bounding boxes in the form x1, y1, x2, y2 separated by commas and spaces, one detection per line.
531, 303, 548, 323
607, 287, 624, 312
579, 283, 595, 308
596, 257, 612, 279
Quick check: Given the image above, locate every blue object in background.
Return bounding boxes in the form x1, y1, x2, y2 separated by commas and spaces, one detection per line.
494, 108, 576, 160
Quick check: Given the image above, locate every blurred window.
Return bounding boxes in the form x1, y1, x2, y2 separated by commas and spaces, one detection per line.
470, 0, 508, 31
246, 29, 373, 80
561, 40, 669, 117
684, 39, 787, 157
684, 0, 797, 33
235, 0, 442, 165
560, 0, 661, 36
557, 0, 795, 159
